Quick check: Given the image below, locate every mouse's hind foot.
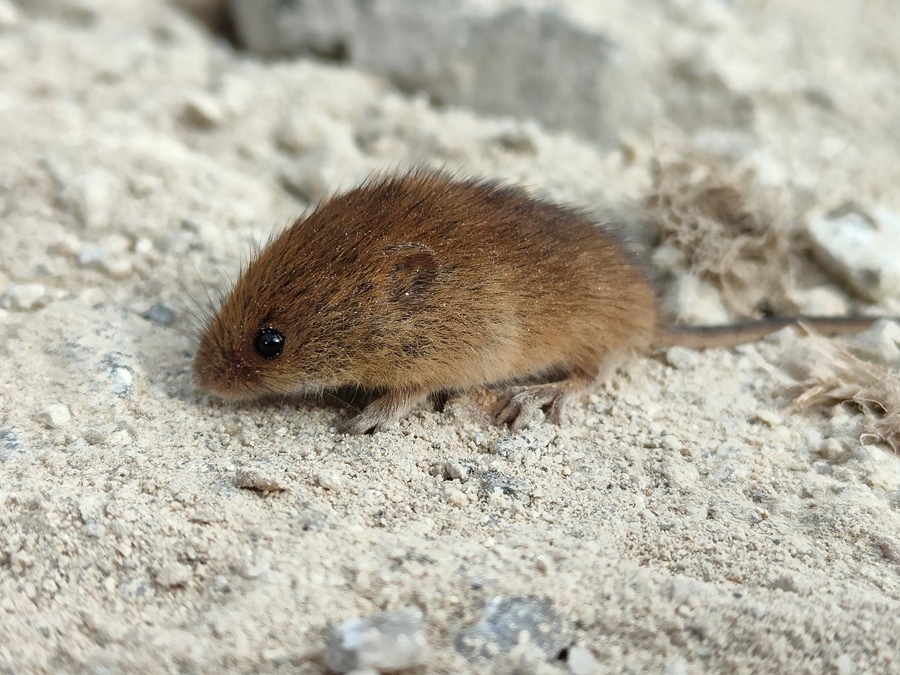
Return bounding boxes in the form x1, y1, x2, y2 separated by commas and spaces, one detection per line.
341, 388, 428, 434
493, 368, 595, 432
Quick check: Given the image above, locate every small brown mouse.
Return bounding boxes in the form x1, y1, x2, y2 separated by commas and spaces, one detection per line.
193, 169, 887, 432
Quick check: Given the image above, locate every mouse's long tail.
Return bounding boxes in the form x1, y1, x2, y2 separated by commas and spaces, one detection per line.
653, 316, 892, 349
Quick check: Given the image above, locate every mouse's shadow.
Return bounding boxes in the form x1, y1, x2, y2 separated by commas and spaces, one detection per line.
147, 317, 457, 427
156, 335, 405, 424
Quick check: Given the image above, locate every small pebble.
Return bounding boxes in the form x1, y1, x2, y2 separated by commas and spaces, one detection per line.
442, 459, 476, 482
128, 173, 162, 198
0, 429, 19, 462
324, 607, 428, 673
107, 429, 133, 447
879, 540, 900, 564
77, 244, 107, 268
156, 562, 192, 588
666, 346, 701, 370
317, 469, 343, 491
278, 118, 364, 202
62, 168, 114, 229
567, 645, 600, 675
300, 509, 329, 532
817, 438, 849, 462
848, 319, 900, 366
77, 245, 132, 279
491, 427, 556, 459
37, 403, 71, 429
455, 596, 572, 660
235, 464, 289, 492
1, 283, 46, 311
444, 487, 468, 507
479, 469, 533, 501
755, 409, 782, 427
110, 367, 133, 396
769, 573, 810, 595
806, 202, 900, 301
183, 92, 225, 127
143, 302, 178, 326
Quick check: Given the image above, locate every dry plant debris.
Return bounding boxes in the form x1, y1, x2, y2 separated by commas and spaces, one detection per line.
785, 332, 900, 453
645, 154, 797, 317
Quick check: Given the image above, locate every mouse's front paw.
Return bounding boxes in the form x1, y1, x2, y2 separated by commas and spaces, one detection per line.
341, 408, 394, 434
338, 388, 428, 434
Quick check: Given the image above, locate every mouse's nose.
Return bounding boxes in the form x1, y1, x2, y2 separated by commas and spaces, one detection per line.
192, 340, 266, 401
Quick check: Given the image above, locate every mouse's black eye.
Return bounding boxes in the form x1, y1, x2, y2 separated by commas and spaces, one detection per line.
254, 327, 285, 360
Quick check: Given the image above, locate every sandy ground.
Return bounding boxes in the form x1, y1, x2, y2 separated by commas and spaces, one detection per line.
1, 1, 900, 673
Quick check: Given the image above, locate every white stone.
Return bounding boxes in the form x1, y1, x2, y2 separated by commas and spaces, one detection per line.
110, 367, 133, 395
568, 645, 600, 675
37, 403, 72, 429
77, 245, 108, 268
77, 245, 133, 279
62, 168, 115, 229
787, 286, 849, 316
847, 319, 900, 366
324, 607, 428, 672
662, 273, 731, 325
278, 116, 365, 202
183, 92, 225, 127
444, 487, 468, 507
0, 0, 21, 29
666, 346, 701, 370
316, 469, 343, 491
0, 283, 46, 311
806, 203, 900, 302
157, 562, 192, 588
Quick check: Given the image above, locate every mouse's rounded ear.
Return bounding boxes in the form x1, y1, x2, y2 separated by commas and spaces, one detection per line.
379, 242, 439, 306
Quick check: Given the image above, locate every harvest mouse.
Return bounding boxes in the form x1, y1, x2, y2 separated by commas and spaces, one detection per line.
193, 169, 886, 433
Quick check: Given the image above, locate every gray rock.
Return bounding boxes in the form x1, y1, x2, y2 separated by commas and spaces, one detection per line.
229, 0, 650, 144
479, 469, 533, 501
103, 352, 134, 397
110, 366, 133, 397
0, 429, 19, 462
77, 244, 132, 279
442, 458, 477, 483
806, 202, 900, 301
324, 607, 428, 672
143, 303, 178, 327
455, 596, 573, 660
490, 428, 556, 459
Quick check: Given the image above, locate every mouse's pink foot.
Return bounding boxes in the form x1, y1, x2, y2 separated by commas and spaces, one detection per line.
341, 389, 428, 434
494, 369, 595, 432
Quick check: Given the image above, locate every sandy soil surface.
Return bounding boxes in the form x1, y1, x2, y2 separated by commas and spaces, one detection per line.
1, 1, 899, 672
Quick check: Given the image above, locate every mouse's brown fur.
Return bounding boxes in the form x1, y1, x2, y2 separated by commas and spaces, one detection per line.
194, 169, 892, 432
194, 169, 658, 431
